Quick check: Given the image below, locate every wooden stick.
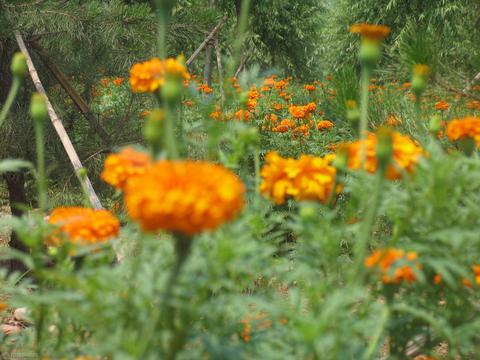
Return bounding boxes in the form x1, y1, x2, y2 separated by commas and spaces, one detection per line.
15, 32, 103, 210
186, 16, 227, 67
214, 38, 225, 102
29, 40, 111, 144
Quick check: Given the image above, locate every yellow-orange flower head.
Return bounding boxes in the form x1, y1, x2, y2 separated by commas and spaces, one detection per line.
260, 151, 337, 205
350, 23, 390, 41
124, 161, 245, 235
345, 131, 423, 180
365, 248, 419, 284
101, 147, 151, 191
446, 116, 480, 147
129, 57, 190, 93
48, 207, 120, 246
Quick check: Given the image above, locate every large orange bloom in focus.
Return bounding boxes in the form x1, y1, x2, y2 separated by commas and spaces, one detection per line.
124, 161, 245, 235
260, 151, 337, 205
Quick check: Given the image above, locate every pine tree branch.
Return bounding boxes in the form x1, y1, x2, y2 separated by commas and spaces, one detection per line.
29, 40, 111, 145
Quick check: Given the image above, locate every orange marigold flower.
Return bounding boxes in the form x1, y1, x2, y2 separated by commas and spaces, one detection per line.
246, 98, 257, 110
48, 207, 120, 246
0, 303, 7, 312
317, 120, 334, 131
235, 109, 250, 122
446, 116, 480, 147
279, 118, 296, 129
113, 77, 124, 86
349, 23, 390, 41
139, 110, 151, 118
433, 274, 442, 285
272, 103, 283, 111
101, 147, 151, 191
434, 100, 449, 111
304, 84, 316, 92
345, 131, 423, 180
124, 161, 245, 235
466, 100, 480, 111
129, 57, 190, 93
197, 83, 213, 94
272, 124, 290, 133
385, 114, 402, 127
274, 79, 288, 90
473, 264, 480, 285
365, 248, 419, 284
260, 151, 337, 204
292, 125, 310, 137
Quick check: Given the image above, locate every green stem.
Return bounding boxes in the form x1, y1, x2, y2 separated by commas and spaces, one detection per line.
254, 148, 260, 196
164, 103, 179, 159
0, 77, 21, 129
359, 67, 372, 167
362, 306, 389, 360
34, 120, 47, 211
349, 170, 385, 284
138, 235, 192, 357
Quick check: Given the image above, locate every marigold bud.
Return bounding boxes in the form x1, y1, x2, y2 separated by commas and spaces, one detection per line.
429, 115, 442, 135
411, 75, 427, 97
161, 79, 182, 104
359, 41, 381, 68
11, 53, 27, 79
30, 93, 47, 123
144, 109, 164, 146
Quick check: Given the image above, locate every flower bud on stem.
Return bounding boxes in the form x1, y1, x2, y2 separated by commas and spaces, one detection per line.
30, 93, 48, 211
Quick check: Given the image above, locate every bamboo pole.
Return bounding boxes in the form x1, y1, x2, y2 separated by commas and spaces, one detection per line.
186, 16, 227, 67
14, 32, 103, 210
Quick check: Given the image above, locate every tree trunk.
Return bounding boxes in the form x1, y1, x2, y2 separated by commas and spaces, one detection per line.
203, 0, 217, 87
3, 172, 29, 274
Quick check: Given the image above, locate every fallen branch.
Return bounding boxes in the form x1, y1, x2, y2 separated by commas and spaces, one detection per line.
186, 16, 227, 67
14, 31, 103, 210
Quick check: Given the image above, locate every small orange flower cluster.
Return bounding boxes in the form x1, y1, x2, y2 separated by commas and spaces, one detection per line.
129, 56, 190, 93
240, 310, 287, 343
288, 102, 317, 119
349, 23, 390, 41
344, 131, 423, 180
317, 120, 334, 131
446, 116, 480, 147
434, 100, 449, 111
48, 207, 120, 246
304, 84, 316, 92
124, 160, 245, 235
197, 83, 213, 94
260, 151, 337, 204
101, 147, 151, 191
365, 248, 419, 284
466, 100, 480, 111
385, 114, 402, 127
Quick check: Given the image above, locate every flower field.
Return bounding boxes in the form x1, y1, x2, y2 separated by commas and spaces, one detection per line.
1, 1, 480, 359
